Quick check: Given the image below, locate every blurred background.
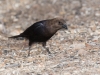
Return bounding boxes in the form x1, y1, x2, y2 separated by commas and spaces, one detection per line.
0, 0, 100, 38
0, 0, 100, 75
0, 0, 84, 38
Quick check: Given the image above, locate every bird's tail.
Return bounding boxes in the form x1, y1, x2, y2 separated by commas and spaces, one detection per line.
9, 34, 24, 40
9, 35, 21, 38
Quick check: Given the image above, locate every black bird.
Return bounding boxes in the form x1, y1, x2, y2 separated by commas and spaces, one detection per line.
9, 18, 68, 56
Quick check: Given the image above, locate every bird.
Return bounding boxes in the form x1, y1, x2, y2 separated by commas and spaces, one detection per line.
9, 18, 68, 56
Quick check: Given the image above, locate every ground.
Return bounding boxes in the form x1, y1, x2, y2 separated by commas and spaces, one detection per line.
0, 0, 100, 75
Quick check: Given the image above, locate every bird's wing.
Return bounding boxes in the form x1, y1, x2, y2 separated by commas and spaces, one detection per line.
22, 21, 46, 36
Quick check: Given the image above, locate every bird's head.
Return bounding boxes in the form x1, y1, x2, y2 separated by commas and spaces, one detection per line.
53, 18, 68, 30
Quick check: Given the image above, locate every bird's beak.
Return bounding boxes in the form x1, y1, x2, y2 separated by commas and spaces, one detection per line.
62, 24, 68, 29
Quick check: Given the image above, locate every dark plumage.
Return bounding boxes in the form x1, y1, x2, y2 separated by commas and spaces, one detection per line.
9, 18, 68, 56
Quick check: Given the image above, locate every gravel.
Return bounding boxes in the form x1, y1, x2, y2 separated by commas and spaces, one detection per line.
0, 0, 100, 75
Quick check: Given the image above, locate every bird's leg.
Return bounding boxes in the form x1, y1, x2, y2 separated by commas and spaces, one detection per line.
28, 46, 31, 56
42, 42, 51, 54
28, 41, 33, 56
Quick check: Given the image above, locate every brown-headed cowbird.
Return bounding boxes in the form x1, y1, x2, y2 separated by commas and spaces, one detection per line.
9, 18, 68, 56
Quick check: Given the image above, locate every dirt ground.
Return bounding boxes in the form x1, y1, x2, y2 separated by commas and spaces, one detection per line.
0, 0, 100, 75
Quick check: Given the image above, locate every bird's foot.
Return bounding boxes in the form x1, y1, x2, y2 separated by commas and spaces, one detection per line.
46, 48, 51, 54
27, 49, 31, 57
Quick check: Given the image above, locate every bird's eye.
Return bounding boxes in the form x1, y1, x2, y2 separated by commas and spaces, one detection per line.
58, 22, 62, 25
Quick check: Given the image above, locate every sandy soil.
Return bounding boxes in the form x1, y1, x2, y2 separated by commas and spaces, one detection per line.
0, 0, 100, 75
